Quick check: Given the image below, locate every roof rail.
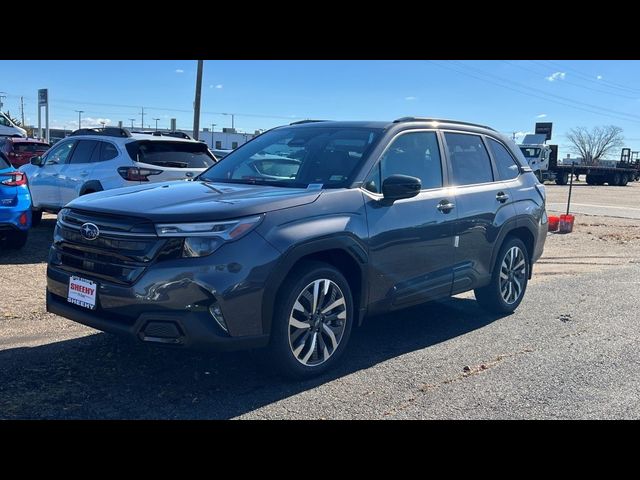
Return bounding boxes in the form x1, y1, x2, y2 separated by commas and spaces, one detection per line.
69, 127, 132, 138
392, 117, 496, 131
289, 120, 329, 125
131, 130, 193, 140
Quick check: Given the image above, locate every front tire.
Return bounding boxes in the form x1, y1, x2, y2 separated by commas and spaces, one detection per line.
475, 237, 529, 314
269, 261, 354, 379
4, 230, 28, 249
555, 172, 568, 185
31, 208, 42, 227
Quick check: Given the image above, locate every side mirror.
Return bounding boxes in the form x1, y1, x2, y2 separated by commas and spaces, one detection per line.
30, 156, 44, 167
382, 174, 421, 201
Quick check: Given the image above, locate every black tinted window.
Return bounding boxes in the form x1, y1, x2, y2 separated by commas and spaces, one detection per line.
365, 131, 442, 193
68, 140, 98, 164
98, 142, 119, 162
445, 133, 494, 185
126, 141, 215, 168
0, 152, 10, 169
13, 143, 49, 153
488, 138, 520, 180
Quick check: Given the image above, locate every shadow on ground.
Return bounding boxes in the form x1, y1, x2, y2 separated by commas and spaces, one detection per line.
0, 297, 507, 419
0, 217, 56, 265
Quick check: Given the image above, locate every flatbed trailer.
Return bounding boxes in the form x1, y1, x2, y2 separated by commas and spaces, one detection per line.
552, 162, 640, 186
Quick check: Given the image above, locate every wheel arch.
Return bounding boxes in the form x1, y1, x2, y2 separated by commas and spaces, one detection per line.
262, 235, 368, 336
79, 180, 103, 196
492, 220, 536, 280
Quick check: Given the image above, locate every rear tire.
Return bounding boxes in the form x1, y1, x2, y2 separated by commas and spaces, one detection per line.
555, 172, 568, 185
269, 261, 354, 380
31, 208, 42, 227
475, 237, 529, 314
621, 174, 629, 186
4, 230, 28, 249
611, 173, 621, 186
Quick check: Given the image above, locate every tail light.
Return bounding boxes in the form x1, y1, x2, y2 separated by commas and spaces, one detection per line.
117, 166, 162, 182
1, 171, 27, 186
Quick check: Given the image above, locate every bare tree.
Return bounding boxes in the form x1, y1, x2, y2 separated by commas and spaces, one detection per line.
565, 125, 624, 165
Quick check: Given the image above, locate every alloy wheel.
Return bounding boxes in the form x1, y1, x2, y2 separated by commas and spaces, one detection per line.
499, 246, 526, 305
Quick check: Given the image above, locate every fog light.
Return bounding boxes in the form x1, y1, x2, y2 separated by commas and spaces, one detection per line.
209, 302, 228, 333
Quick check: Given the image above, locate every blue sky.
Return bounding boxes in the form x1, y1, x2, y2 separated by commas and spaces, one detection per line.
2, 60, 640, 155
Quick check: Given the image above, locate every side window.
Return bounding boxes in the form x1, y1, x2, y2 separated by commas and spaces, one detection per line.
364, 131, 443, 193
45, 140, 76, 165
232, 141, 239, 149
215, 141, 222, 149
98, 142, 119, 162
488, 138, 520, 180
445, 133, 494, 185
68, 140, 98, 164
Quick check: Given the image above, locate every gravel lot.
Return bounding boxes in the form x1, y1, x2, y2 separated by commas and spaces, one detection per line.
1, 181, 639, 419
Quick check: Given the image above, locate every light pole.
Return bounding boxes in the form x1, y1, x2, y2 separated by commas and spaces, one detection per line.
192, 60, 204, 140
100, 121, 106, 129
75, 110, 84, 130
153, 118, 160, 131
223, 113, 235, 130
129, 118, 135, 129
210, 123, 217, 148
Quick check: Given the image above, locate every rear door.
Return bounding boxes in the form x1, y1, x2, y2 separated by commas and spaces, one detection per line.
58, 140, 99, 206
442, 131, 515, 293
28, 139, 76, 208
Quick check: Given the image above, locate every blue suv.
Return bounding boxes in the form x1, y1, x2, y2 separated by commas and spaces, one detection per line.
0, 152, 31, 249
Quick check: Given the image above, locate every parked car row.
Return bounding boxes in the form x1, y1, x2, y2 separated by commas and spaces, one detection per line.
1, 126, 219, 248
0, 152, 31, 248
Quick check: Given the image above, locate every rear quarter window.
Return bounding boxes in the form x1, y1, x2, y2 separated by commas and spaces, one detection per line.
0, 152, 10, 169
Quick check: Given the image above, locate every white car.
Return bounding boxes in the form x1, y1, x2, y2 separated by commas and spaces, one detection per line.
20, 127, 217, 225
0, 112, 27, 138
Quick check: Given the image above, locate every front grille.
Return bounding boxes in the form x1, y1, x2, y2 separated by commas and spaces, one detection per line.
51, 208, 179, 285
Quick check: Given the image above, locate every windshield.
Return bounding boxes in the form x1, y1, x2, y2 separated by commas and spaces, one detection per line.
126, 141, 215, 169
520, 147, 541, 158
199, 126, 382, 188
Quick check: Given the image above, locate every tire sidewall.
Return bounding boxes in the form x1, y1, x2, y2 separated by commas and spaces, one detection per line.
492, 238, 529, 311
271, 263, 354, 379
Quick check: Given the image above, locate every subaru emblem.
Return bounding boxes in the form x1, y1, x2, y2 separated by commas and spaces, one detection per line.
80, 222, 100, 241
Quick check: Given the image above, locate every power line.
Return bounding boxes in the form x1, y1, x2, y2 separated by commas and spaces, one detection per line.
502, 60, 637, 99
427, 60, 640, 125
449, 60, 640, 122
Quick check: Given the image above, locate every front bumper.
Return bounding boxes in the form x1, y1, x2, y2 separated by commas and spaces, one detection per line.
46, 231, 280, 351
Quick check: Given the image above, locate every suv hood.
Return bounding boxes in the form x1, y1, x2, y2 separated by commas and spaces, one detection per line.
66, 180, 322, 222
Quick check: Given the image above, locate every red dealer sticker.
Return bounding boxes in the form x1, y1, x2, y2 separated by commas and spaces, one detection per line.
67, 276, 97, 310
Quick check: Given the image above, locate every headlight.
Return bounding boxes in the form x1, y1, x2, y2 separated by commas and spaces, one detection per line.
155, 215, 263, 257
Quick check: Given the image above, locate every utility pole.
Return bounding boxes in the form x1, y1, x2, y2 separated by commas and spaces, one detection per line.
193, 60, 204, 140
210, 123, 217, 148
512, 131, 517, 141
129, 118, 135, 129
20, 97, 25, 126
153, 118, 160, 131
75, 110, 84, 129
140, 107, 145, 130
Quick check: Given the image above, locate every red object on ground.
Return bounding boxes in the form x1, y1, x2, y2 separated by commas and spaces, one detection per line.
548, 216, 560, 232
559, 214, 575, 234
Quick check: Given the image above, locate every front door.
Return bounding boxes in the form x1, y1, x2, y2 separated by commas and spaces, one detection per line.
28, 139, 76, 208
363, 130, 457, 310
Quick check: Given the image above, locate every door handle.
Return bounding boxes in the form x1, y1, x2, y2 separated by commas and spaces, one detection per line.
496, 192, 509, 203
80, 171, 89, 177
437, 200, 455, 213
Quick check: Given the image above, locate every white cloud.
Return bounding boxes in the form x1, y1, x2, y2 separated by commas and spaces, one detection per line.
209, 84, 223, 89
536, 113, 547, 118
596, 75, 603, 80
546, 72, 566, 82
405, 96, 417, 101
175, 69, 184, 73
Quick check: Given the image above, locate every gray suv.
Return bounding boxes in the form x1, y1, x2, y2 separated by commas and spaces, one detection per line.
46, 118, 548, 378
